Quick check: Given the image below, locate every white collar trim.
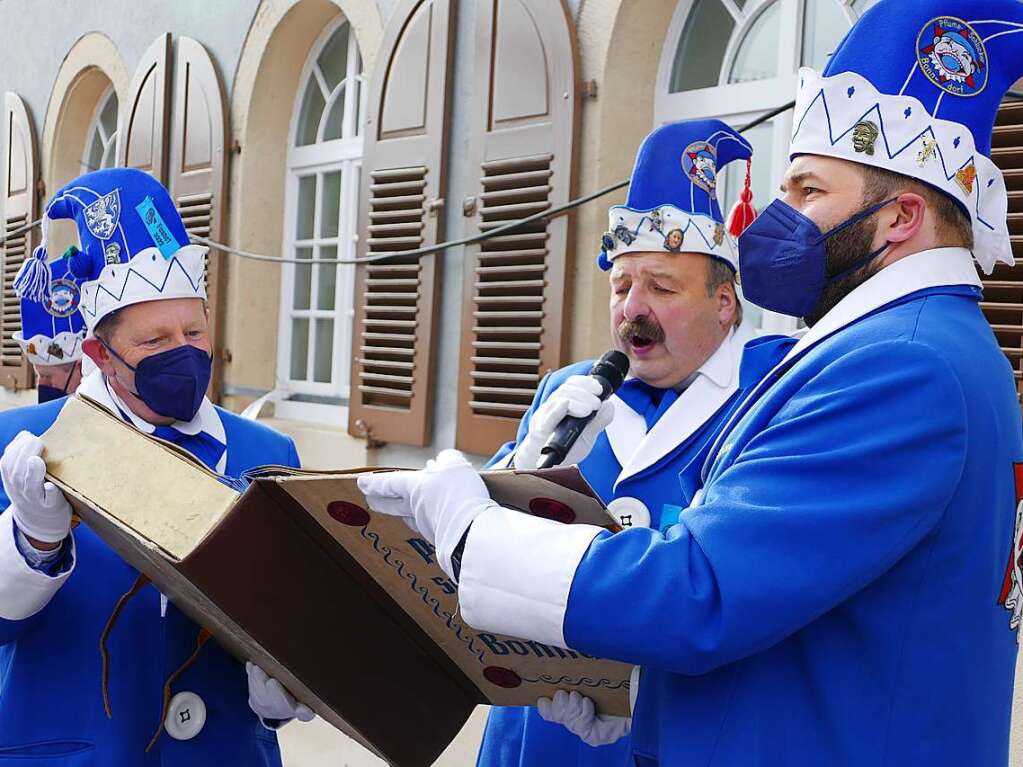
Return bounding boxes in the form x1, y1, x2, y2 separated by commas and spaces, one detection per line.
607, 323, 753, 485
781, 247, 980, 367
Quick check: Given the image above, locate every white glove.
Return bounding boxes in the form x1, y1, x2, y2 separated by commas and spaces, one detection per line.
246, 662, 315, 723
2, 431, 72, 544
537, 690, 631, 747
357, 449, 500, 580
514, 376, 614, 470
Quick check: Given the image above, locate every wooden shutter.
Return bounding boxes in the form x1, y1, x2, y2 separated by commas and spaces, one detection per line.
117, 34, 171, 183
348, 0, 455, 446
985, 95, 1023, 405
454, 0, 578, 455
170, 37, 229, 402
0, 93, 37, 390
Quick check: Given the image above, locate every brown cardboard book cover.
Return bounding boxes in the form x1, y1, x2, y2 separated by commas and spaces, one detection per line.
40, 396, 631, 767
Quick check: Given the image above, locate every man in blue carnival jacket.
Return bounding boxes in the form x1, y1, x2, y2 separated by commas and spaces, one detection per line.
359, 1, 1023, 764
474, 119, 794, 767
0, 168, 312, 765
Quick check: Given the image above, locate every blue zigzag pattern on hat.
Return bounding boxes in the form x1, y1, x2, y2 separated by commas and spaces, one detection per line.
78, 252, 205, 322
62, 335, 83, 359
793, 88, 996, 234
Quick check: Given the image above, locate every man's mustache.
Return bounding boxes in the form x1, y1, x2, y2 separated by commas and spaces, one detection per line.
616, 317, 665, 345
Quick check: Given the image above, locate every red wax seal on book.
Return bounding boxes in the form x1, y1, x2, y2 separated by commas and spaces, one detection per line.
484, 666, 522, 689
528, 497, 575, 524
327, 501, 370, 526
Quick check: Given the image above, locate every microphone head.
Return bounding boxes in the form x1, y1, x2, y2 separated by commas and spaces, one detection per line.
591, 350, 630, 393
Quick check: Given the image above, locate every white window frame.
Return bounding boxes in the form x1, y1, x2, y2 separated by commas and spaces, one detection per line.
82, 85, 118, 173
276, 17, 366, 424
655, 0, 871, 334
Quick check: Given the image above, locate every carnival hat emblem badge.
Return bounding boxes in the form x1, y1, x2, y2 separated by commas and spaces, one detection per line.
852, 120, 880, 155
917, 17, 989, 97
83, 189, 121, 240
682, 142, 718, 194
45, 278, 81, 319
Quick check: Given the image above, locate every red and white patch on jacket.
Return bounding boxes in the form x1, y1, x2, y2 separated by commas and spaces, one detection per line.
998, 463, 1023, 637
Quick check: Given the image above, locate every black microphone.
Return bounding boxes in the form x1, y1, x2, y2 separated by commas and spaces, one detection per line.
538, 350, 630, 470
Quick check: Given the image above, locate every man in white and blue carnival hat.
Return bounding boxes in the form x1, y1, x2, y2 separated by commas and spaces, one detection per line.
0, 168, 313, 764
13, 248, 88, 402
357, 1, 1023, 764
468, 118, 793, 766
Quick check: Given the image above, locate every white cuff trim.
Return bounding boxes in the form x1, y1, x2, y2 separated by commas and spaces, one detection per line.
458, 505, 602, 648
0, 511, 74, 620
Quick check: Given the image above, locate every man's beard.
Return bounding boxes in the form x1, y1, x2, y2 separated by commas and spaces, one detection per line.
802, 211, 884, 327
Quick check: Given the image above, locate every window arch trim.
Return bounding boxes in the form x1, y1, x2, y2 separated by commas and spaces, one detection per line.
276, 13, 365, 407
287, 16, 365, 154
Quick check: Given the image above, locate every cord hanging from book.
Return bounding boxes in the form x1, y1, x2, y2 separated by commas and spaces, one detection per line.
98, 572, 214, 754
100, 573, 150, 718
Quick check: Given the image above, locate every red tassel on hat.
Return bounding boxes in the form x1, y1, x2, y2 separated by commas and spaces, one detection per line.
727, 159, 757, 238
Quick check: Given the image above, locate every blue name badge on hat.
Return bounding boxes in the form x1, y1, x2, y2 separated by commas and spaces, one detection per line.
135, 196, 180, 259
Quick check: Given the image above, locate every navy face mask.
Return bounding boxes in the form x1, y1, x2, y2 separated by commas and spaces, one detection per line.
37, 362, 79, 404
101, 341, 212, 422
738, 197, 896, 318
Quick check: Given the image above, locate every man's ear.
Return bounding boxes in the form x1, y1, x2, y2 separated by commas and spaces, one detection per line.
82, 337, 115, 377
717, 281, 738, 329
882, 192, 926, 245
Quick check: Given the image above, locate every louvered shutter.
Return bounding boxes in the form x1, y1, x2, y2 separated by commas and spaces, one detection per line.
985, 94, 1023, 405
348, 0, 455, 446
0, 93, 38, 390
454, 0, 578, 455
170, 37, 229, 401
117, 34, 171, 183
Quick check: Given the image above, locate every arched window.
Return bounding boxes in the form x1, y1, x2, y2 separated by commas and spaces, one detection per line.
278, 18, 364, 412
657, 0, 878, 332
82, 86, 118, 172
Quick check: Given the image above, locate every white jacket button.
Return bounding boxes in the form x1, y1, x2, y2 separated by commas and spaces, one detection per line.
165, 691, 206, 741
607, 496, 651, 529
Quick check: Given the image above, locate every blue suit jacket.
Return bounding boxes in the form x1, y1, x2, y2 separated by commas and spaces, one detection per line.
477, 335, 793, 767
561, 286, 1023, 766
0, 398, 299, 766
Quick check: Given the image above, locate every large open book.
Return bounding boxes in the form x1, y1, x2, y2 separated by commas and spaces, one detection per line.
40, 395, 631, 767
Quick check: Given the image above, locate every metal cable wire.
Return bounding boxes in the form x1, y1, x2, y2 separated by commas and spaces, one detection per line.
193, 99, 799, 265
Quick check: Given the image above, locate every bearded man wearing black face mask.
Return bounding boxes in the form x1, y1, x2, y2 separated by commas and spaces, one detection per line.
0, 169, 313, 765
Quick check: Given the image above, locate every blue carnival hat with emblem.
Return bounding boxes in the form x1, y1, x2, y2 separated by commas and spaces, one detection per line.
13, 247, 86, 367
790, 0, 1023, 273
14, 168, 207, 333
598, 118, 754, 271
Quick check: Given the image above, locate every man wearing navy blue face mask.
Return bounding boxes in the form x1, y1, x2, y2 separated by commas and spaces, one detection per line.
355, 1, 1023, 765
0, 168, 314, 764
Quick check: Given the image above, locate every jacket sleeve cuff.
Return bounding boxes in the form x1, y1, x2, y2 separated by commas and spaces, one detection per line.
458, 505, 602, 648
0, 511, 75, 620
